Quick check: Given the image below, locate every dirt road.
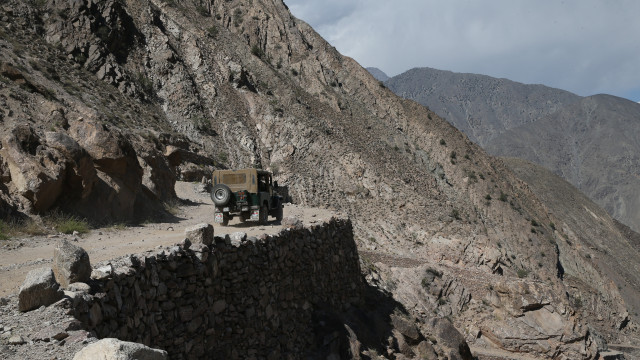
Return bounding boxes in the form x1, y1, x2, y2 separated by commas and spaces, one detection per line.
0, 181, 335, 297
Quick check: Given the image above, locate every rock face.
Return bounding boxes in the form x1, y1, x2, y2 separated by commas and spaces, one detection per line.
73, 338, 168, 360
53, 239, 92, 288
18, 267, 63, 312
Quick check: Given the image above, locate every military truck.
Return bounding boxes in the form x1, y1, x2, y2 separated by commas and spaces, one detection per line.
210, 168, 283, 226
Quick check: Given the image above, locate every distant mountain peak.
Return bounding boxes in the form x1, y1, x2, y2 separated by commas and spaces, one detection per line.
366, 67, 389, 81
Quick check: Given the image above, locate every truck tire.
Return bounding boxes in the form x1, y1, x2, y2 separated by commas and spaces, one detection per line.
259, 204, 268, 225
211, 184, 231, 206
274, 204, 283, 221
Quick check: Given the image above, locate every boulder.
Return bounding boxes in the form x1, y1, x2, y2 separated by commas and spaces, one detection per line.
53, 239, 91, 288
431, 318, 472, 360
67, 120, 144, 222
185, 223, 214, 246
18, 267, 63, 311
0, 125, 67, 212
73, 338, 168, 360
137, 148, 176, 201
45, 131, 98, 201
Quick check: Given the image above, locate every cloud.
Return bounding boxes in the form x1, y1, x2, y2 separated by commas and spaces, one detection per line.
285, 0, 640, 101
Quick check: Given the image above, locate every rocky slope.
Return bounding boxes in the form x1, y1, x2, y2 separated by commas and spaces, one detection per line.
0, 0, 638, 358
382, 67, 640, 235
487, 95, 640, 235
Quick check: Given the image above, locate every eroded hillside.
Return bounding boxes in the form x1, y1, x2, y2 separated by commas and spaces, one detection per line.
0, 0, 638, 358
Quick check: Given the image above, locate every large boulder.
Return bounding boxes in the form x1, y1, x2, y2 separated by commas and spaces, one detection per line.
45, 131, 98, 201
53, 239, 91, 288
134, 141, 176, 201
0, 125, 67, 212
18, 267, 63, 312
73, 338, 168, 360
68, 120, 144, 222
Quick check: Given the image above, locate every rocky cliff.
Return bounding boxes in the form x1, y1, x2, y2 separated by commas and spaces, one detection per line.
0, 0, 639, 358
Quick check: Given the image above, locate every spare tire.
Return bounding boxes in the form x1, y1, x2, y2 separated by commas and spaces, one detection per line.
211, 184, 232, 206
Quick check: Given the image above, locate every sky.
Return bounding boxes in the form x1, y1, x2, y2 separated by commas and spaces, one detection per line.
285, 0, 640, 102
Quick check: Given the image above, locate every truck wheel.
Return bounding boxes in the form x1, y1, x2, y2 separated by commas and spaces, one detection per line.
274, 204, 283, 221
222, 213, 230, 226
211, 184, 231, 206
259, 205, 268, 225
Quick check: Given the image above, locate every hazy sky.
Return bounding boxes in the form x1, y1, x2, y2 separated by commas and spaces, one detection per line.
285, 0, 640, 102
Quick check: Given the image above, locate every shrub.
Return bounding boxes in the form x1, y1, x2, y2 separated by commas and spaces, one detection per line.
517, 269, 529, 278
549, 222, 556, 231
290, 68, 298, 76
439, 139, 446, 146
207, 26, 218, 37
450, 151, 456, 159
499, 192, 507, 202
485, 194, 492, 201
531, 219, 539, 227
450, 209, 461, 220
251, 45, 264, 59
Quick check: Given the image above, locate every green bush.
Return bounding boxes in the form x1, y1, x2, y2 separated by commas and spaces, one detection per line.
517, 269, 529, 278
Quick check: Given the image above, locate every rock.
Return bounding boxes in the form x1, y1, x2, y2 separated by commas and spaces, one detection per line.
229, 232, 247, 246
282, 216, 303, 230
0, 125, 66, 212
68, 282, 91, 293
8, 335, 25, 345
415, 341, 438, 360
73, 338, 168, 360
431, 318, 473, 360
53, 239, 91, 288
67, 120, 144, 222
136, 146, 176, 201
184, 223, 213, 246
391, 314, 421, 343
18, 267, 63, 312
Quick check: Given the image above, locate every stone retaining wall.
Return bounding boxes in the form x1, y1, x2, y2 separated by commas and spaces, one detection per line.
74, 218, 363, 359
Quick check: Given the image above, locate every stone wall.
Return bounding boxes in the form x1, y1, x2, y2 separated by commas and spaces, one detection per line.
73, 218, 363, 359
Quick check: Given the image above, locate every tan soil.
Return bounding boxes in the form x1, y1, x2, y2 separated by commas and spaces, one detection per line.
0, 181, 336, 297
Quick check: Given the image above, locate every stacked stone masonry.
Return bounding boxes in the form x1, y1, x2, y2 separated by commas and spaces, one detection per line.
73, 218, 363, 359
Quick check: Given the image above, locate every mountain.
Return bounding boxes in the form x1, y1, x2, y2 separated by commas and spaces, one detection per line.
366, 67, 389, 81
486, 95, 640, 234
0, 0, 639, 358
383, 67, 581, 146
502, 157, 640, 336
384, 67, 640, 234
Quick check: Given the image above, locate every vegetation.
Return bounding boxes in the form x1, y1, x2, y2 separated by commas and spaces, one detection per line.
439, 139, 446, 146
251, 45, 264, 59
207, 26, 219, 38
517, 268, 529, 278
450, 209, 461, 220
499, 191, 508, 202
